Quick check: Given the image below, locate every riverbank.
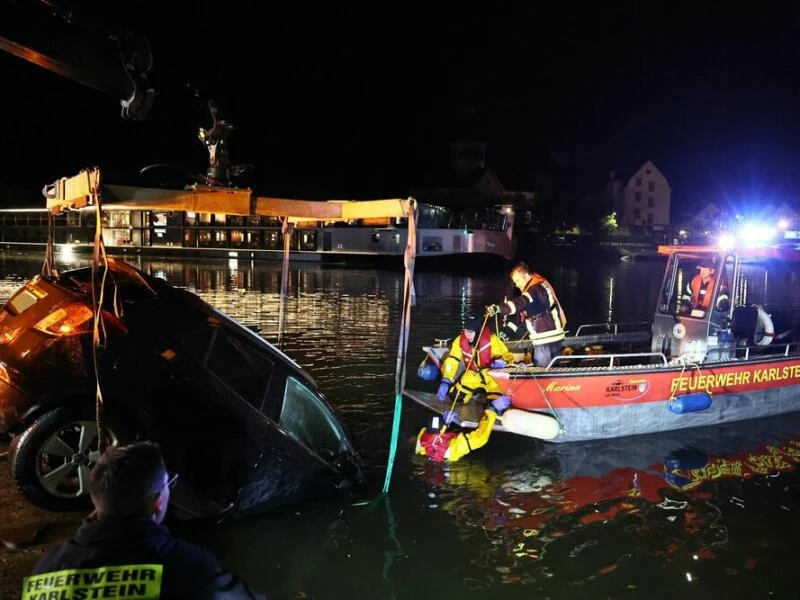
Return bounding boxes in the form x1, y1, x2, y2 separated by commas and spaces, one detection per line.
0, 440, 84, 599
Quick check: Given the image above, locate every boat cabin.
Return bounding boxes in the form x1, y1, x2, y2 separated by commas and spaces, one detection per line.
652, 245, 775, 362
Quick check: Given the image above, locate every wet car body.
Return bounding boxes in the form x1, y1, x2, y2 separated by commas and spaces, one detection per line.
0, 258, 363, 518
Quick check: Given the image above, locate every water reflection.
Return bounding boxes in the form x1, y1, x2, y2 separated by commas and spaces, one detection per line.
413, 411, 800, 595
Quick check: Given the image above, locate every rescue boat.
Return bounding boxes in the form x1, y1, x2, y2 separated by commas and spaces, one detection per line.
405, 245, 800, 442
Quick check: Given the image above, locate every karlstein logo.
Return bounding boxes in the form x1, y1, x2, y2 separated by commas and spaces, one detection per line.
545, 381, 582, 392
605, 378, 650, 401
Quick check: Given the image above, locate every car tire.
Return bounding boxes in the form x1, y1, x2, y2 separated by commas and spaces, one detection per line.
10, 406, 132, 511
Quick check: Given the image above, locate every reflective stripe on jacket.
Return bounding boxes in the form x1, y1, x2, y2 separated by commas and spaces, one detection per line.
31, 517, 266, 599
501, 273, 566, 345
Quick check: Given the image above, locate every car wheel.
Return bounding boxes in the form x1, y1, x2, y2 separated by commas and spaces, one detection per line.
10, 406, 130, 511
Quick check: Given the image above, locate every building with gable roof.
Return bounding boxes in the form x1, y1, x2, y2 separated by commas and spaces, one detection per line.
609, 160, 672, 234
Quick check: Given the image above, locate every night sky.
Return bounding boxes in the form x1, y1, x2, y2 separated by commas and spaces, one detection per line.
3, 1, 800, 211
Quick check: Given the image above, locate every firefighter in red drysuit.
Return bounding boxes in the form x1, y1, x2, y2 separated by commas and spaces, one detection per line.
415, 396, 511, 462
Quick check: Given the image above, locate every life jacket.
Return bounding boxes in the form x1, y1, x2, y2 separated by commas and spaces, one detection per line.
690, 275, 715, 308
459, 327, 493, 371
522, 274, 567, 343
416, 428, 459, 462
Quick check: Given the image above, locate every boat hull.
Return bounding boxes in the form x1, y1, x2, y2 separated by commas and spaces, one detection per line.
490, 355, 800, 442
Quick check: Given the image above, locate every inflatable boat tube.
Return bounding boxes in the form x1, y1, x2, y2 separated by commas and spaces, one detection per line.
500, 409, 561, 440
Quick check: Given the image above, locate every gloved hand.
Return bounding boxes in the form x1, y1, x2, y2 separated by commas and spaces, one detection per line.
443, 410, 459, 426
485, 304, 500, 316
490, 359, 507, 369
489, 395, 511, 414
437, 379, 451, 401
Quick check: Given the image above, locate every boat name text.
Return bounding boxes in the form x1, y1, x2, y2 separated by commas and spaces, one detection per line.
545, 382, 582, 392
670, 364, 800, 394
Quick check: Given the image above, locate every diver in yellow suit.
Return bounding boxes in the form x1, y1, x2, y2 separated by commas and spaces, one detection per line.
415, 396, 511, 462
437, 315, 514, 404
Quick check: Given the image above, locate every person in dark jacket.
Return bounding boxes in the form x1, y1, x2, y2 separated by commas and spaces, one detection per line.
486, 261, 567, 367
24, 441, 266, 600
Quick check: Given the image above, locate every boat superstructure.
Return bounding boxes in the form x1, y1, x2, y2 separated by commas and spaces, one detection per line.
0, 198, 515, 264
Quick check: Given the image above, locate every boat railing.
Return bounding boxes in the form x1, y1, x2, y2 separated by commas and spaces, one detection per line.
572, 321, 651, 336
545, 351, 669, 370
705, 339, 800, 362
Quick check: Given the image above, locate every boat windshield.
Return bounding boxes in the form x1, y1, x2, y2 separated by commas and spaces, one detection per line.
658, 252, 732, 322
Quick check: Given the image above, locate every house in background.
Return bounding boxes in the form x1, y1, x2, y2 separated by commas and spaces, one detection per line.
609, 160, 672, 237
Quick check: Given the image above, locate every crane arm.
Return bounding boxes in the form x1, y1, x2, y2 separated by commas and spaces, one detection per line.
0, 0, 155, 120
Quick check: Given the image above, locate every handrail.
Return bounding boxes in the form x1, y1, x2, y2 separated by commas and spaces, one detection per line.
546, 351, 669, 370
572, 321, 651, 336
705, 340, 800, 362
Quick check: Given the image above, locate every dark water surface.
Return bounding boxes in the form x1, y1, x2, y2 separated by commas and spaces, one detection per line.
2, 248, 800, 599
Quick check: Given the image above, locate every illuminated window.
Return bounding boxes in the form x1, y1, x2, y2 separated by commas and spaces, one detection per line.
107, 212, 130, 227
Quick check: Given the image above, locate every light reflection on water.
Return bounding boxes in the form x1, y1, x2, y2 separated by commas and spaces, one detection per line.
1, 251, 800, 599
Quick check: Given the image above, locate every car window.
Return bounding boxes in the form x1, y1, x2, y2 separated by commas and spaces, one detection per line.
183, 324, 274, 409
279, 376, 347, 458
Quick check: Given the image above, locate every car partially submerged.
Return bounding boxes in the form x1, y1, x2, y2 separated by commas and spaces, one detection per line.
0, 258, 363, 518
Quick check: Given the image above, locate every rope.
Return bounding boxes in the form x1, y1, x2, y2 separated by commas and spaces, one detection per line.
41, 211, 56, 278
668, 361, 707, 402
510, 366, 564, 432
450, 313, 491, 405
278, 218, 293, 350
378, 494, 403, 598
381, 199, 416, 494
89, 179, 111, 452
